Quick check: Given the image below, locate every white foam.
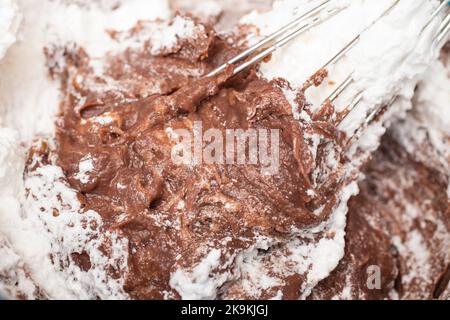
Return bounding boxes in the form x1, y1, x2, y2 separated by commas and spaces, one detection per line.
393, 59, 450, 175
0, 0, 446, 300
0, 234, 37, 299
392, 230, 431, 285
0, 0, 21, 61
75, 154, 94, 184
170, 249, 227, 300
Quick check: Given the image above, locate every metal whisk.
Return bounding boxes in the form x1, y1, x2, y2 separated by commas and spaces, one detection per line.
207, 0, 450, 145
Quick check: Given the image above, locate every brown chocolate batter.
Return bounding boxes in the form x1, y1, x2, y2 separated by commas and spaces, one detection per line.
39, 16, 345, 299
310, 135, 450, 300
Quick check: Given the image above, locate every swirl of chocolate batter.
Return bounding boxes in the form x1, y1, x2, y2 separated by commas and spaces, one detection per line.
44, 16, 344, 299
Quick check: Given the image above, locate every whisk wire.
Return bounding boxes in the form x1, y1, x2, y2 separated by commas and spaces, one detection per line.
344, 2, 450, 146
207, 0, 332, 77
232, 7, 342, 76
327, 0, 449, 134
436, 11, 450, 44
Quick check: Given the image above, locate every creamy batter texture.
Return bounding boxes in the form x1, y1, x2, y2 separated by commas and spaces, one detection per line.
310, 47, 450, 300
36, 13, 352, 299
0, 0, 449, 300
310, 135, 450, 300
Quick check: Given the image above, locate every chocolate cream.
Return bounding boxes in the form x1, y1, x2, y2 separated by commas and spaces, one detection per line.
311, 135, 450, 300
29, 16, 347, 299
